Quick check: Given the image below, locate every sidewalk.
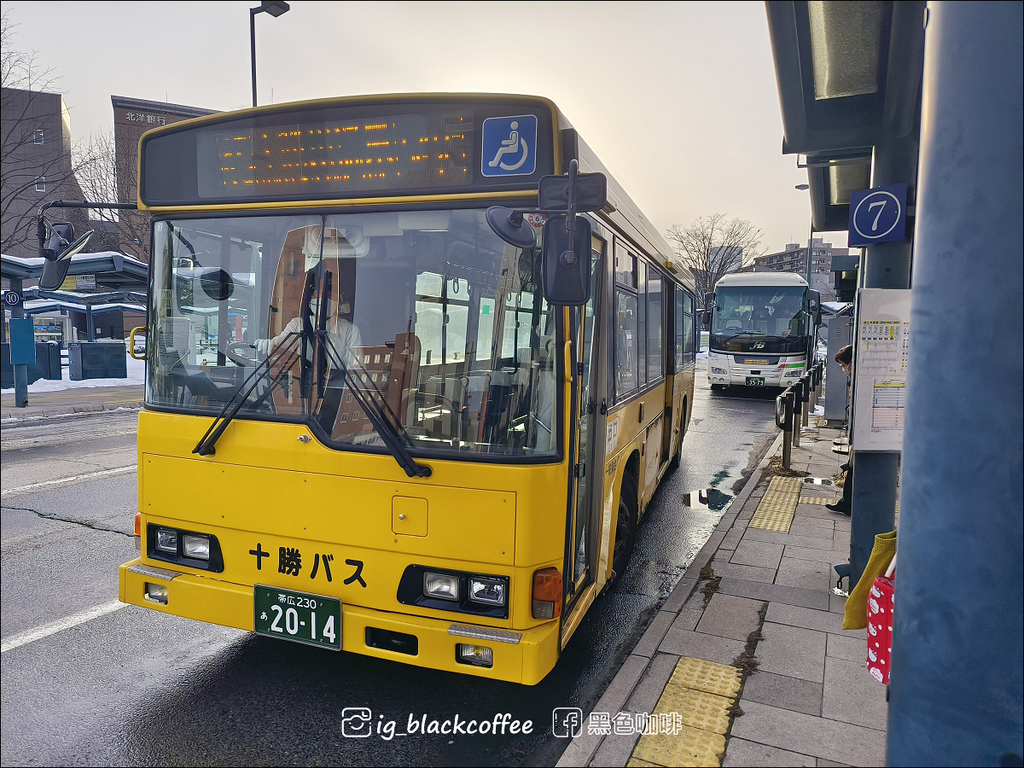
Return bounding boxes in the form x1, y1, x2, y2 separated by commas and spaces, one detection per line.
0, 383, 144, 424
557, 413, 887, 767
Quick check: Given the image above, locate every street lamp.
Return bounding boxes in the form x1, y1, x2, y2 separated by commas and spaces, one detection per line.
795, 183, 813, 286
250, 1, 290, 108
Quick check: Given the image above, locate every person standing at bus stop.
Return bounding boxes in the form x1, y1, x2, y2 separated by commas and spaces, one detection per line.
827, 344, 854, 515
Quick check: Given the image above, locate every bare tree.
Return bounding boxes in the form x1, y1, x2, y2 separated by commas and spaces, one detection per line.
2, 12, 95, 255
77, 130, 149, 259
666, 213, 767, 301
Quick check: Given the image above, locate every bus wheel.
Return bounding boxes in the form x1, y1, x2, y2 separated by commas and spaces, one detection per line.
668, 403, 686, 471
611, 473, 638, 583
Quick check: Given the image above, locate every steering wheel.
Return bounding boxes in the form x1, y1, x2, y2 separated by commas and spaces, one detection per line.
223, 341, 258, 367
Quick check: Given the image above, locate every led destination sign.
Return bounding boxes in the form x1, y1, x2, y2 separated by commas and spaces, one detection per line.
201, 111, 470, 197
140, 100, 554, 206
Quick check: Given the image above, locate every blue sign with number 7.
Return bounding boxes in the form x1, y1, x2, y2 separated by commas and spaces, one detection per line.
848, 184, 907, 246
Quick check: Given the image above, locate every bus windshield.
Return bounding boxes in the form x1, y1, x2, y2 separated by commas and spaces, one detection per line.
148, 209, 558, 459
710, 285, 809, 354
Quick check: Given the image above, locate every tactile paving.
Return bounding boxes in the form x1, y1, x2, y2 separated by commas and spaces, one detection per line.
631, 723, 726, 767
668, 656, 743, 699
749, 476, 801, 531
627, 656, 741, 767
652, 685, 734, 734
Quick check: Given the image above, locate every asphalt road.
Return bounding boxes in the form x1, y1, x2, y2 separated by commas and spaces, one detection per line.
0, 381, 778, 767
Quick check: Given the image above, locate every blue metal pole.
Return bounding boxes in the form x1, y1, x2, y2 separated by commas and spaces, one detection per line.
887, 2, 1023, 765
10, 277, 28, 407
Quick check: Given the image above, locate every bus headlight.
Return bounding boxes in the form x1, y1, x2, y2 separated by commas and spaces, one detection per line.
711, 367, 728, 375
423, 572, 460, 601
468, 577, 506, 607
147, 524, 223, 572
785, 369, 803, 378
399, 566, 509, 617
155, 528, 178, 554
182, 534, 211, 561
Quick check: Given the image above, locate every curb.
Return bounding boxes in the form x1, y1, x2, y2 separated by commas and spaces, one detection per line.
0, 400, 143, 425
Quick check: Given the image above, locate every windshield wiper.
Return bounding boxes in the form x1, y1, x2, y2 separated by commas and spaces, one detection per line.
192, 333, 301, 456
318, 333, 432, 479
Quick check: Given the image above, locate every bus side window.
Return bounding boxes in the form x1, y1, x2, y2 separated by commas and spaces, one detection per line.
674, 292, 685, 371
647, 269, 663, 381
615, 289, 638, 399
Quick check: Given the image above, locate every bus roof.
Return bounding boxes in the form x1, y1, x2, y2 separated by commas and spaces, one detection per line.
714, 272, 808, 289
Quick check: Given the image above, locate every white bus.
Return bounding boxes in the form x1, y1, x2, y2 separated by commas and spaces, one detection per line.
704, 272, 821, 391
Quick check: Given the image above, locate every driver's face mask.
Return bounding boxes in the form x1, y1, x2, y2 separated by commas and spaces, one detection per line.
308, 295, 352, 317
308, 297, 338, 318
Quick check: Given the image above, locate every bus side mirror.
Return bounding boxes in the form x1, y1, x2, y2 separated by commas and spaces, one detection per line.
701, 309, 711, 329
542, 214, 591, 306
38, 221, 93, 291
808, 290, 822, 325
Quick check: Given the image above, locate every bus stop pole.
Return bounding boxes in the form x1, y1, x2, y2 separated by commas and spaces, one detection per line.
791, 379, 802, 448
9, 277, 28, 407
798, 374, 806, 430
887, 3, 1023, 764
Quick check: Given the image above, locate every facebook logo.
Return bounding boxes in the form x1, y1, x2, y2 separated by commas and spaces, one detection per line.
552, 707, 584, 739
481, 115, 537, 177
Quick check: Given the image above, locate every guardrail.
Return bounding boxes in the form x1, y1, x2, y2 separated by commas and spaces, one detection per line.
775, 359, 825, 469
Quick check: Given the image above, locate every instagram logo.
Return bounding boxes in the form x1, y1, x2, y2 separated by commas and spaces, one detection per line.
341, 707, 373, 738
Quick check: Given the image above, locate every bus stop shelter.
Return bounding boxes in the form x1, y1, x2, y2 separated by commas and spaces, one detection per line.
2, 251, 148, 402
1, 251, 148, 342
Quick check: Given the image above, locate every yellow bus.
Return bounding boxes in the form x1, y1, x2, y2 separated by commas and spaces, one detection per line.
118, 94, 697, 685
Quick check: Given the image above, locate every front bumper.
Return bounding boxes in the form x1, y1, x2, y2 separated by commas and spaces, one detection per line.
119, 559, 560, 685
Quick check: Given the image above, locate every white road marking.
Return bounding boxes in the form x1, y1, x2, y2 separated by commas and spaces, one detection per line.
1, 600, 128, 654
1, 465, 137, 498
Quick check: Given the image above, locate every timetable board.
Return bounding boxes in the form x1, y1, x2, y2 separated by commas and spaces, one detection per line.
851, 288, 912, 452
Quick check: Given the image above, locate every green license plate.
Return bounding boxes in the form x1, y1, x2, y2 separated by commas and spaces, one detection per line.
254, 585, 341, 650
746, 376, 766, 386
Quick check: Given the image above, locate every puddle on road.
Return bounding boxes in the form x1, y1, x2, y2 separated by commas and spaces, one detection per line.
679, 487, 733, 512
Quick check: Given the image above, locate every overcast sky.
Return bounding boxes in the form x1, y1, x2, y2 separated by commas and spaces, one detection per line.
4, 0, 848, 255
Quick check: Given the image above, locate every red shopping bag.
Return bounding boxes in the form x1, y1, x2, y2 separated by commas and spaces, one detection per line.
866, 555, 896, 684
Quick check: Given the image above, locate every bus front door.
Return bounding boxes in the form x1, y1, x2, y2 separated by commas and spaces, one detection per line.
563, 239, 606, 627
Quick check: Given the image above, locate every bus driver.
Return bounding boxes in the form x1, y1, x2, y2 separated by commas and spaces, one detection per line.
255, 287, 363, 372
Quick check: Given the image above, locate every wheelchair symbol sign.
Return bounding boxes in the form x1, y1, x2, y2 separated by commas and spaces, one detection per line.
481, 115, 537, 177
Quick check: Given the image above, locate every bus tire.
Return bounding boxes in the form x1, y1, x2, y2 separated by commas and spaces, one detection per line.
668, 398, 687, 471
668, 437, 681, 471
611, 473, 638, 583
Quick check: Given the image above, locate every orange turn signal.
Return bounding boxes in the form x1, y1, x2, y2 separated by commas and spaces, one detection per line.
532, 567, 562, 619
133, 513, 141, 537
